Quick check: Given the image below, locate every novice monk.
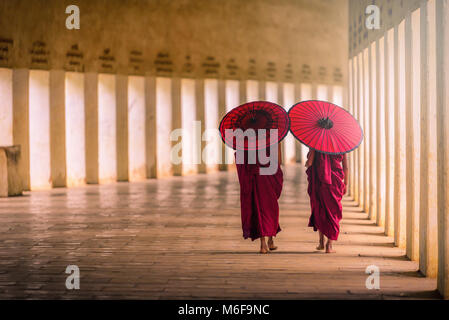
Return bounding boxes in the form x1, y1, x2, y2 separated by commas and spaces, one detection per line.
235, 144, 283, 254
305, 149, 348, 253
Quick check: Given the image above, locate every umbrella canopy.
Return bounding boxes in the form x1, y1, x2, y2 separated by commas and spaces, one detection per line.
219, 101, 290, 151
288, 100, 363, 155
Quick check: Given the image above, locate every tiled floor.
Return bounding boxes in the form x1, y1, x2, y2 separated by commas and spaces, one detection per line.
0, 165, 439, 299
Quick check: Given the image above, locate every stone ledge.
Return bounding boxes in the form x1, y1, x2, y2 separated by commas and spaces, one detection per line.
0, 145, 23, 197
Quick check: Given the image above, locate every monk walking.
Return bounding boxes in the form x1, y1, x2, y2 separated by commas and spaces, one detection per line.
305, 149, 348, 253
235, 144, 283, 254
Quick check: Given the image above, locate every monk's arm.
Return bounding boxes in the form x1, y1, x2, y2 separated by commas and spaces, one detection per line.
278, 143, 282, 166
342, 154, 349, 189
305, 149, 315, 168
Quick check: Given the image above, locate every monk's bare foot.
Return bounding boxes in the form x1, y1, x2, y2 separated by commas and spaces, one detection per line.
316, 243, 325, 250
268, 238, 278, 251
260, 237, 269, 254
325, 242, 336, 253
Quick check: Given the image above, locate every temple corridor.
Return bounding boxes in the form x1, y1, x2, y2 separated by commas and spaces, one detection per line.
0, 165, 439, 299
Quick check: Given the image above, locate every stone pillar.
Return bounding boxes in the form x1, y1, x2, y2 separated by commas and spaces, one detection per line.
225, 80, 239, 169
419, 0, 438, 278
376, 37, 387, 228
239, 80, 247, 104
204, 79, 220, 173
394, 22, 407, 249
405, 10, 421, 261
282, 83, 296, 164
352, 57, 359, 203
347, 60, 353, 197
357, 52, 365, 209
246, 80, 258, 101
98, 74, 117, 184
218, 79, 227, 171
84, 72, 99, 184
12, 69, 30, 190
65, 72, 86, 187
349, 59, 356, 199
181, 78, 197, 176
266, 81, 278, 103
369, 43, 377, 222
127, 76, 146, 182
195, 78, 207, 174
49, 70, 66, 187
29, 70, 51, 190
258, 80, 266, 100
294, 83, 303, 164
363, 48, 370, 215
145, 76, 157, 178
171, 77, 182, 176
116, 74, 128, 182
156, 77, 173, 178
436, 0, 449, 297
385, 28, 395, 237
0, 68, 13, 146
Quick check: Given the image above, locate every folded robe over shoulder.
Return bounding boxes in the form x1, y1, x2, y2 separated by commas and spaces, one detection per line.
235, 153, 283, 241
306, 152, 345, 241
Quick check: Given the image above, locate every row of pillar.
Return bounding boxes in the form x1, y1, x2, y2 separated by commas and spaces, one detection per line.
348, 0, 449, 298
0, 67, 345, 191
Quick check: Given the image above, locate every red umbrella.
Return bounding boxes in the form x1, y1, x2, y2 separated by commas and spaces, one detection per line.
219, 101, 290, 151
288, 100, 363, 155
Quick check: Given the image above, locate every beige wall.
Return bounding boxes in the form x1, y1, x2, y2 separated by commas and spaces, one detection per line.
0, 0, 348, 86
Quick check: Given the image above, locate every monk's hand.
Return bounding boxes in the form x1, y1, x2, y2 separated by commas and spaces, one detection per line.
305, 160, 312, 168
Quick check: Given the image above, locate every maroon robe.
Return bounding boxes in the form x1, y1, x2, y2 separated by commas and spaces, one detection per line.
306, 151, 345, 241
235, 152, 283, 241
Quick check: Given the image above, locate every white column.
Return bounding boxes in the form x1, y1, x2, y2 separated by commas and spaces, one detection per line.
181, 78, 197, 176
128, 76, 146, 181
436, 0, 449, 299
331, 85, 344, 106
282, 83, 296, 164
363, 48, 370, 214
352, 56, 359, 203
156, 77, 173, 178
419, 0, 438, 277
65, 72, 86, 187
0, 68, 13, 146
204, 79, 220, 173
246, 80, 258, 101
377, 37, 387, 228
358, 52, 365, 209
394, 21, 407, 248
316, 84, 328, 100
348, 60, 354, 197
98, 74, 117, 184
385, 28, 396, 236
299, 83, 313, 164
406, 9, 421, 261
29, 70, 51, 190
265, 81, 278, 103
224, 80, 239, 168
349, 59, 356, 199
369, 42, 377, 222
84, 73, 99, 184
